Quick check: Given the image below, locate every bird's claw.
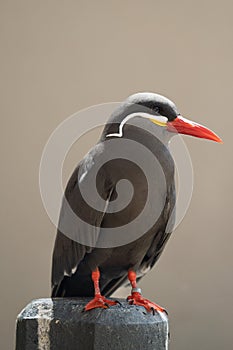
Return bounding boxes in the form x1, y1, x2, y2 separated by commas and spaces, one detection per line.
127, 292, 166, 315
84, 295, 118, 311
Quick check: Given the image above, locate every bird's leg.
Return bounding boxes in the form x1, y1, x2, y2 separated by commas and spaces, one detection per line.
84, 268, 118, 311
127, 270, 166, 314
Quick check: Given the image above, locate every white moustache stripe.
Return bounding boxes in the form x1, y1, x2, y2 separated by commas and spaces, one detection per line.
106, 112, 168, 138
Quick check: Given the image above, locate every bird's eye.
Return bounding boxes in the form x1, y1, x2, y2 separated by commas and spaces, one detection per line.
154, 107, 160, 113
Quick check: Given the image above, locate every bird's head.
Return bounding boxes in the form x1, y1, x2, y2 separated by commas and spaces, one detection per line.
105, 92, 222, 143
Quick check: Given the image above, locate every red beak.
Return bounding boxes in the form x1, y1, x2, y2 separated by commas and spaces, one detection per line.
167, 116, 222, 143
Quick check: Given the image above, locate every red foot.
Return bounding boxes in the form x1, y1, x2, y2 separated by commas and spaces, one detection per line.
127, 292, 165, 314
84, 294, 118, 311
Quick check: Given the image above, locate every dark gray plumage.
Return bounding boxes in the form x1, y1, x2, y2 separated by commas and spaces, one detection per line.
51, 93, 178, 298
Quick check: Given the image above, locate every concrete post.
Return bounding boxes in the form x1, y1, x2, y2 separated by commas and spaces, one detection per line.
16, 298, 169, 350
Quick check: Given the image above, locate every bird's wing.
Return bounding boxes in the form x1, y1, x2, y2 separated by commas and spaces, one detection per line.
51, 143, 113, 296
139, 182, 176, 273
102, 182, 176, 297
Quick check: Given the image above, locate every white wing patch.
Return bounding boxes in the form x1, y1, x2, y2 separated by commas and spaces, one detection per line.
71, 266, 77, 275
137, 265, 151, 278
63, 265, 78, 277
78, 143, 104, 183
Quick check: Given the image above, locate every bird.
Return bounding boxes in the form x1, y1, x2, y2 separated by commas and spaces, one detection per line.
51, 92, 222, 313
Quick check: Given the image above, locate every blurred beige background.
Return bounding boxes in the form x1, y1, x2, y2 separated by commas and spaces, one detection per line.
1, 1, 232, 349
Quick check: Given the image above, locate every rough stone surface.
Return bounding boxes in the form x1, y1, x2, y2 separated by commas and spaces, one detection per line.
16, 298, 169, 350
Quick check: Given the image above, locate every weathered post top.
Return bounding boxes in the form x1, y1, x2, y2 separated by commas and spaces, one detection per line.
16, 298, 169, 350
